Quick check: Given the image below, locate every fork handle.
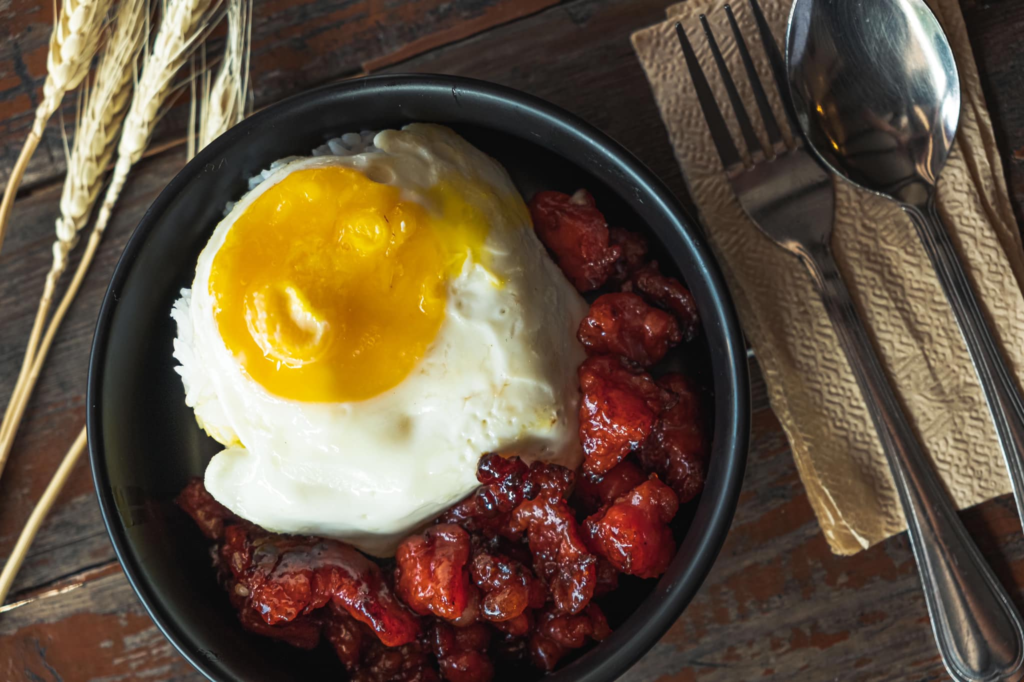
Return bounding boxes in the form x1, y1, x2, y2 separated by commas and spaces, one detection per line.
904, 195, 1024, 535
797, 239, 1024, 682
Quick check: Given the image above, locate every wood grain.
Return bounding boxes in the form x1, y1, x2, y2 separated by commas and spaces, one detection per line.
382, 0, 690, 208
0, 564, 201, 681
0, 0, 559, 191
0, 0, 1023, 679
962, 0, 1024, 226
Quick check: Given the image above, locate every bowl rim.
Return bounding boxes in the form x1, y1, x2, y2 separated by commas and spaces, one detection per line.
87, 72, 749, 682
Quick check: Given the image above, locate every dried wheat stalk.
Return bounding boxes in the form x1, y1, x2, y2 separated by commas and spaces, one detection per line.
53, 0, 149, 278
0, 0, 226, 480
0, 0, 148, 476
0, 0, 113, 259
198, 0, 251, 151
0, 427, 86, 606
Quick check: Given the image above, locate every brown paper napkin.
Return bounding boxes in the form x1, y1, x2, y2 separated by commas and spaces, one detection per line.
632, 0, 1024, 554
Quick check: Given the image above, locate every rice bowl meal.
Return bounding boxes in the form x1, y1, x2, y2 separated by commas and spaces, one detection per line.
173, 124, 588, 556
171, 122, 711, 681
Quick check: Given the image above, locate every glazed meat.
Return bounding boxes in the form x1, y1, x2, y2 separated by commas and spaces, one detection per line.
584, 477, 679, 579
469, 551, 546, 623
440, 454, 575, 539
529, 189, 621, 292
578, 355, 669, 476
355, 638, 440, 682
638, 374, 708, 503
528, 604, 611, 671
578, 292, 682, 367
608, 228, 649, 284
396, 525, 473, 621
574, 459, 648, 515
432, 621, 494, 682
509, 496, 596, 616
237, 607, 322, 650
322, 609, 366, 670
624, 262, 700, 342
176, 477, 237, 540
220, 524, 421, 647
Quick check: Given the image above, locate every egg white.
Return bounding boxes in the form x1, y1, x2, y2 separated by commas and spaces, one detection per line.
173, 124, 588, 556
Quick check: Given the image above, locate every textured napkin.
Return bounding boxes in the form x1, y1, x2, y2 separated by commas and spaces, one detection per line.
632, 0, 1024, 554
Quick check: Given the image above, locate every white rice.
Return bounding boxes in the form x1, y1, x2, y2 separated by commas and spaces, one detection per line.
224, 130, 380, 214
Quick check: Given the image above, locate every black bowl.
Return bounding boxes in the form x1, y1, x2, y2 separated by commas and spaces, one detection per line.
88, 74, 749, 682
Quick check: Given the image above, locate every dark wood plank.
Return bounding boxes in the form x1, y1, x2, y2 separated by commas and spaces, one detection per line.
0, 0, 559, 192
962, 0, 1024, 227
0, 563, 204, 681
382, 0, 690, 210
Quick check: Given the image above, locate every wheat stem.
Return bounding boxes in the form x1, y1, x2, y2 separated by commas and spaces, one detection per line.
0, 0, 224, 479
0, 0, 113, 259
0, 135, 43, 259
0, 427, 87, 606
0, 0, 148, 480
197, 0, 250, 152
0, 228, 101, 482
0, 0, 234, 606
0, 0, 225, 474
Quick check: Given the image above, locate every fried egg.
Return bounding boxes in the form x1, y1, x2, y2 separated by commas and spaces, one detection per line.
172, 124, 588, 556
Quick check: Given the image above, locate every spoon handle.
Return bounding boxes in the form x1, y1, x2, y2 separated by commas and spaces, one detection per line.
904, 197, 1024, 533
798, 239, 1024, 682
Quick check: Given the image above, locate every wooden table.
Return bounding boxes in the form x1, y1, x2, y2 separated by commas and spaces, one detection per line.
2, 0, 1023, 679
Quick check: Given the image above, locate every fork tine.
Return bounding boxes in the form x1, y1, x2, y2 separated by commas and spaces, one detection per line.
700, 14, 761, 158
724, 4, 783, 148
675, 22, 741, 169
747, 0, 802, 134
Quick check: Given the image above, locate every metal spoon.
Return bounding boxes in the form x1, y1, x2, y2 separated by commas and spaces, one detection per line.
787, 0, 1024, 536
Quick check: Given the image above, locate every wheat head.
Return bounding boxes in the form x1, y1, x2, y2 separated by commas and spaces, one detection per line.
34, 0, 115, 136
0, 0, 224, 479
198, 0, 251, 151
0, 0, 147, 474
117, 0, 225, 168
52, 0, 148, 279
95, 0, 225, 234
0, 0, 114, 261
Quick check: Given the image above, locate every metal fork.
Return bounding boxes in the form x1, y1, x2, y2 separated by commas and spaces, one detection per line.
677, 4, 1024, 680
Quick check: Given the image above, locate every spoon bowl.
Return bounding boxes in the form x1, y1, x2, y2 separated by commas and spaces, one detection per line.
787, 0, 960, 206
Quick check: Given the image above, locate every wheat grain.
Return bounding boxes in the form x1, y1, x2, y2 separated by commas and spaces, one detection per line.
37, 0, 113, 136
0, 0, 114, 259
0, 0, 241, 606
187, 51, 201, 161
52, 0, 148, 277
93, 0, 226, 234
198, 0, 251, 152
0, 0, 150, 467
0, 0, 225, 481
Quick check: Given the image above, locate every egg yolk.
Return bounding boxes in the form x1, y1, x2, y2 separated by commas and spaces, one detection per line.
208, 166, 490, 402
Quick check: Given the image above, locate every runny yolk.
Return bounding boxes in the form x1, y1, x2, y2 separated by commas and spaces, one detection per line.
208, 166, 490, 402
